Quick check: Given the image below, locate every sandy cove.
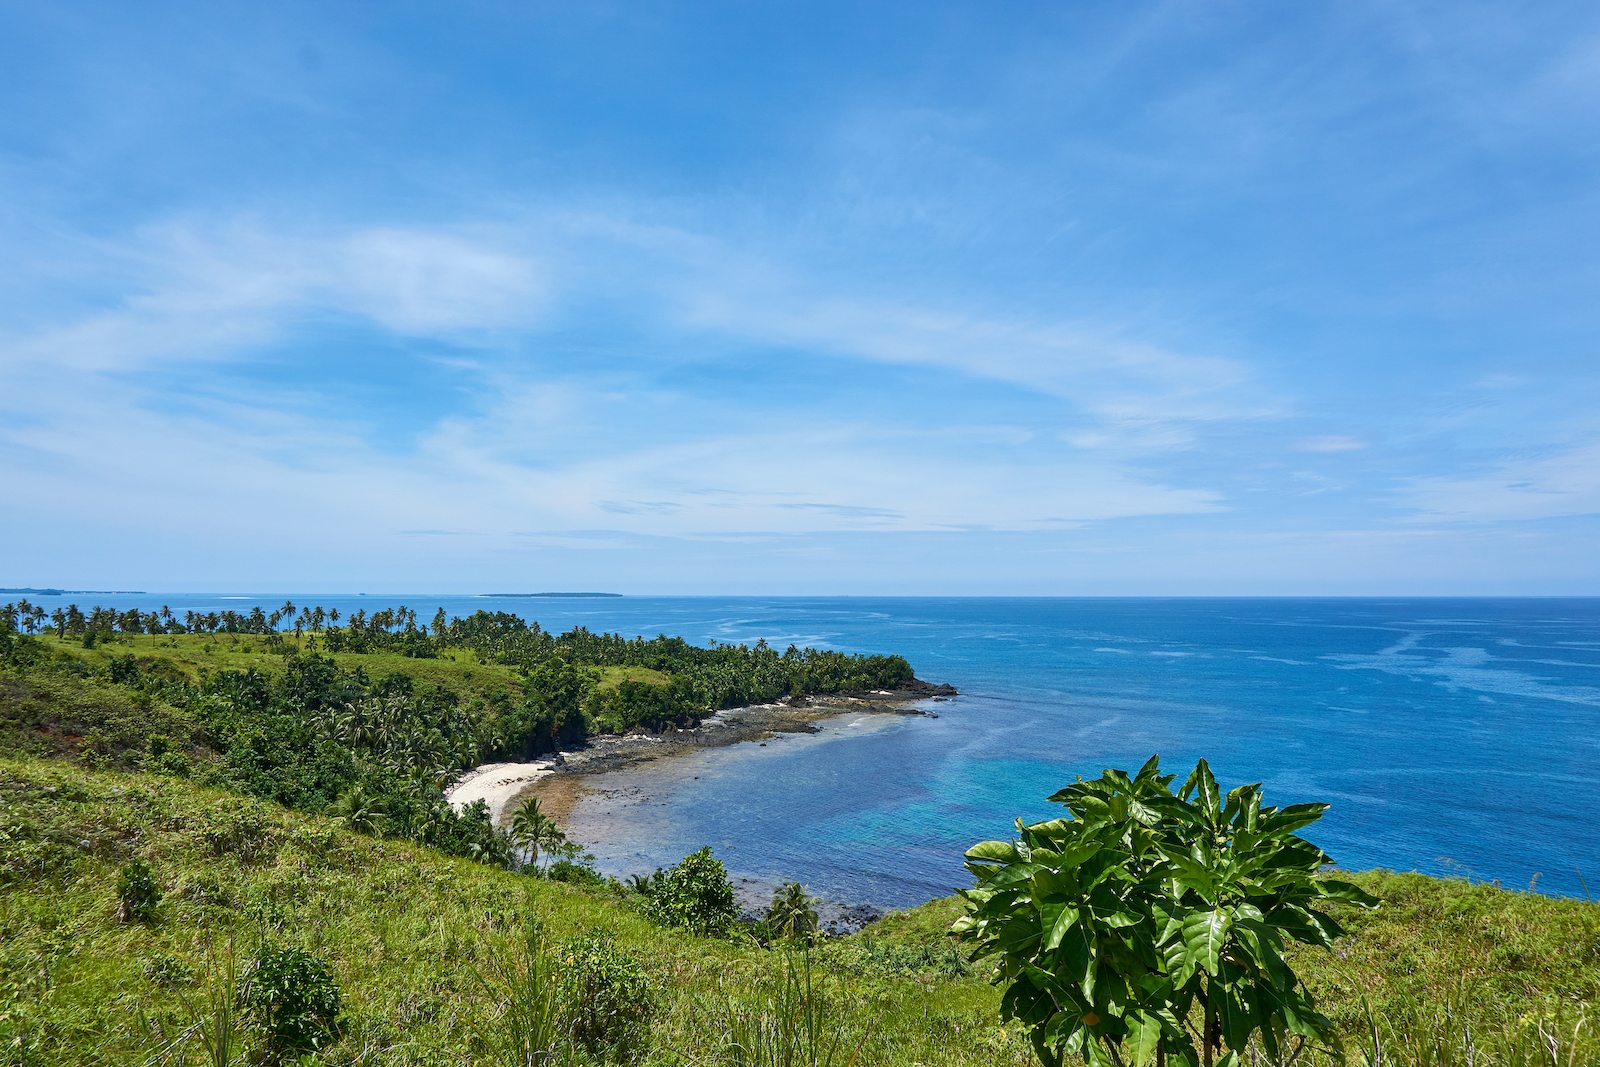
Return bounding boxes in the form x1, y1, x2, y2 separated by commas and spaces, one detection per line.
443, 683, 956, 828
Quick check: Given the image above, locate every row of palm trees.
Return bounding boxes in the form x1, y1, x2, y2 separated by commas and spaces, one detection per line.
307, 695, 502, 794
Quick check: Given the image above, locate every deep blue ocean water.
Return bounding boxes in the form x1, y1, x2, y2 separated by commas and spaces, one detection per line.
18, 594, 1599, 905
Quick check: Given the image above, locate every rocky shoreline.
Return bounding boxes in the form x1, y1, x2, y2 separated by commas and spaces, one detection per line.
442, 679, 958, 933
445, 679, 958, 827
548, 679, 957, 779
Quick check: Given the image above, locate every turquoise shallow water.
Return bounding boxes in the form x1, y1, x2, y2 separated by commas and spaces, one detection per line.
25, 594, 1600, 904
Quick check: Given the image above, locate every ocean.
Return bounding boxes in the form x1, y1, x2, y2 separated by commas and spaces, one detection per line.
15, 593, 1599, 905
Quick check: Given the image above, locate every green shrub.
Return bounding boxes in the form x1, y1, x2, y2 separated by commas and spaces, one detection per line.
115, 859, 162, 923
557, 930, 652, 1058
644, 846, 739, 937
548, 857, 606, 886
955, 756, 1377, 1067
237, 946, 343, 1063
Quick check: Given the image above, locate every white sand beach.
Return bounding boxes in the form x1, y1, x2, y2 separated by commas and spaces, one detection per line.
444, 760, 559, 825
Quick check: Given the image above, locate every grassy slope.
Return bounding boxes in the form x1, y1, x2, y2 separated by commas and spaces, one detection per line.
5, 756, 1599, 1066
0, 757, 1026, 1067
18, 633, 531, 701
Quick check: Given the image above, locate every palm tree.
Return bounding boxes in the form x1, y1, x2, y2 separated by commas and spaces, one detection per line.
766, 881, 819, 941
509, 798, 564, 871
328, 786, 387, 838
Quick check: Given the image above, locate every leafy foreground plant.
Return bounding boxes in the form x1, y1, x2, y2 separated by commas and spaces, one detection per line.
953, 755, 1377, 1067
115, 858, 163, 923
236, 946, 344, 1065
557, 930, 653, 1059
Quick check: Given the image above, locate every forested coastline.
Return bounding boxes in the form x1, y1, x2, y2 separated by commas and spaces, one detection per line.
0, 599, 920, 870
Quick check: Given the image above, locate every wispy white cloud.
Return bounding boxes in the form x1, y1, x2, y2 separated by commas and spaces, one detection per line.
1400, 440, 1600, 522
0, 220, 548, 375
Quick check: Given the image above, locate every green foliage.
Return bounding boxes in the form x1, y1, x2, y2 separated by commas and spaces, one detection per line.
237, 946, 343, 1063
511, 797, 566, 870
765, 882, 820, 943
326, 784, 387, 838
548, 857, 607, 886
953, 755, 1378, 1067
644, 847, 741, 937
557, 930, 653, 1058
116, 859, 162, 923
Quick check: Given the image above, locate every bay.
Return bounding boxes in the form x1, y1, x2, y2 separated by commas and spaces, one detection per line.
22, 593, 1600, 903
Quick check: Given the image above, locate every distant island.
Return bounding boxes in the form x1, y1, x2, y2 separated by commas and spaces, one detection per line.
0, 587, 146, 595
482, 592, 623, 598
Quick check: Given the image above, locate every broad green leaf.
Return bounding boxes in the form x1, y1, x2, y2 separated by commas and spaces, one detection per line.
1181, 908, 1231, 977
1257, 803, 1329, 837
1216, 979, 1255, 1051
1001, 975, 1058, 1027
1057, 839, 1106, 869
1033, 867, 1081, 903
985, 863, 1042, 889
1313, 877, 1380, 906
1122, 1009, 1163, 1066
1056, 918, 1097, 999
965, 839, 1021, 863
993, 915, 1043, 955
1222, 782, 1260, 825
1043, 904, 1081, 951
1181, 758, 1221, 818
1025, 818, 1078, 841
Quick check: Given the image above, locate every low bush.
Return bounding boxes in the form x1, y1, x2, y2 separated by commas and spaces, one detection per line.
643, 846, 740, 937
115, 859, 162, 923
548, 857, 607, 886
558, 930, 653, 1058
237, 946, 344, 1063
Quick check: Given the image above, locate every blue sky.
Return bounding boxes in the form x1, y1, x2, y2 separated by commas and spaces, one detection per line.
2, 0, 1598, 594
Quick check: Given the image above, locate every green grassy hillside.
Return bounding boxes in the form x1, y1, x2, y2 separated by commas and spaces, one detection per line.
3, 755, 1599, 1066
0, 756, 1022, 1067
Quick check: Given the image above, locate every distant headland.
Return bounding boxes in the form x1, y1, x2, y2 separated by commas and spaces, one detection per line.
0, 587, 146, 595
481, 592, 623, 598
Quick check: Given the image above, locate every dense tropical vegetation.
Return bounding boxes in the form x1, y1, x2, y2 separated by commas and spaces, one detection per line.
0, 599, 916, 868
